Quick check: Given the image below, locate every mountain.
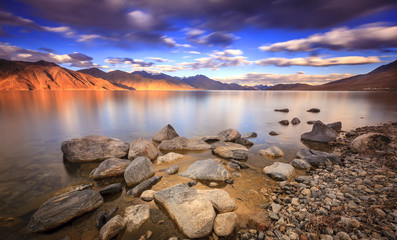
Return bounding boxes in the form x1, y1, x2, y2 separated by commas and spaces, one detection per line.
282, 60, 397, 91
79, 68, 195, 90
182, 74, 256, 90
0, 59, 125, 91
254, 84, 272, 90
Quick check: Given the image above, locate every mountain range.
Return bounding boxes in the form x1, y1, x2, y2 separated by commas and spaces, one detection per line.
0, 59, 396, 91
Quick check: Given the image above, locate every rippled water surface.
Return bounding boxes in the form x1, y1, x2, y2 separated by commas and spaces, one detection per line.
0, 90, 396, 239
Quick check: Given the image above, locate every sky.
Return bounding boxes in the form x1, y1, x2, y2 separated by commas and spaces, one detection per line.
0, 0, 397, 86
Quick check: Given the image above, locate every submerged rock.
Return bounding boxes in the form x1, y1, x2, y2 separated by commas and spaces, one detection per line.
350, 132, 390, 153
214, 212, 237, 237
153, 184, 216, 239
159, 165, 179, 175
291, 117, 301, 125
235, 137, 254, 146
279, 120, 289, 126
263, 162, 294, 181
124, 204, 150, 232
307, 108, 320, 113
92, 158, 131, 180
213, 142, 248, 160
152, 124, 179, 142
96, 207, 118, 229
128, 138, 158, 161
156, 152, 184, 164
274, 108, 289, 112
159, 137, 211, 151
99, 183, 123, 196
28, 190, 103, 233
290, 159, 311, 169
218, 128, 241, 142
269, 131, 279, 136
301, 121, 337, 143
126, 176, 162, 197
259, 146, 284, 158
99, 215, 125, 240
327, 121, 342, 131
243, 132, 258, 139
124, 156, 155, 187
61, 135, 129, 162
296, 148, 341, 168
179, 159, 231, 182
198, 189, 237, 213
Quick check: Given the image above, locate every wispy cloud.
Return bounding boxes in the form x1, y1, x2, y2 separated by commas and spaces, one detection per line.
146, 57, 174, 63
259, 24, 397, 52
255, 56, 384, 67
105, 57, 154, 67
181, 50, 250, 70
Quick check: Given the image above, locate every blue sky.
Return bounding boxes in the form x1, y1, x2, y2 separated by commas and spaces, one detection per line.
1, 0, 397, 86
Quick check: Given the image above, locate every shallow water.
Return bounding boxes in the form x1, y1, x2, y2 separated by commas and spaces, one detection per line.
0, 90, 396, 239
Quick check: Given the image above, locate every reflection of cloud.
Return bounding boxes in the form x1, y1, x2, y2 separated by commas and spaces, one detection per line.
259, 24, 397, 52
255, 56, 384, 67
214, 72, 353, 86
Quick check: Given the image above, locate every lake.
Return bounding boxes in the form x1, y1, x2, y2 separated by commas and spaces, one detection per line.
0, 90, 396, 239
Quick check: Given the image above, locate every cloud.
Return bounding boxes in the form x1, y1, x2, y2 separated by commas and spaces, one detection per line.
187, 31, 237, 46
259, 24, 397, 52
0, 42, 102, 68
185, 51, 201, 55
146, 57, 174, 63
105, 57, 154, 67
181, 50, 250, 70
77, 34, 104, 42
0, 10, 43, 30
255, 56, 384, 67
215, 72, 354, 86
39, 47, 54, 53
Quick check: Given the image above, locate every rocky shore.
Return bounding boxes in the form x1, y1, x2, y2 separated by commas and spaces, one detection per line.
24, 118, 397, 240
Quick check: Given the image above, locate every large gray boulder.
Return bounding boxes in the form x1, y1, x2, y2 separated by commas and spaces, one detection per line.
92, 158, 131, 180
179, 159, 231, 182
28, 190, 103, 233
213, 142, 248, 160
124, 156, 155, 186
296, 149, 341, 168
263, 162, 294, 181
350, 132, 390, 153
159, 137, 211, 151
124, 204, 150, 232
153, 184, 216, 239
213, 212, 237, 237
301, 121, 337, 143
152, 124, 179, 142
61, 135, 129, 162
128, 138, 158, 161
218, 128, 241, 142
99, 215, 125, 240
198, 189, 237, 213
327, 121, 342, 131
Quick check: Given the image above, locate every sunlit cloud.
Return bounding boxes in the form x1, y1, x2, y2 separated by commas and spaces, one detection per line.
146, 57, 174, 63
259, 24, 397, 52
77, 34, 104, 42
255, 56, 384, 67
181, 50, 250, 70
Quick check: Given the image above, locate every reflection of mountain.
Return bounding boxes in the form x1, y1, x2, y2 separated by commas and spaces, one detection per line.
269, 60, 397, 91
0, 59, 124, 91
268, 83, 311, 90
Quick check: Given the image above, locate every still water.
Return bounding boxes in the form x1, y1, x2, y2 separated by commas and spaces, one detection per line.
0, 90, 396, 239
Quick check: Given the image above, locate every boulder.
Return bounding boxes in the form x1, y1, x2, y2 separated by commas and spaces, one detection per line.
159, 137, 211, 151
128, 138, 158, 161
274, 108, 289, 112
124, 156, 155, 187
198, 189, 237, 213
159, 165, 179, 175
231, 159, 249, 169
99, 183, 123, 196
291, 117, 301, 125
249, 210, 271, 231
99, 215, 125, 240
235, 137, 254, 146
263, 162, 294, 181
218, 128, 241, 142
179, 159, 231, 182
279, 120, 289, 126
259, 146, 284, 158
213, 142, 248, 160
327, 121, 342, 131
92, 158, 131, 180
61, 135, 129, 162
200, 135, 222, 142
307, 108, 320, 113
96, 207, 118, 229
243, 132, 258, 139
296, 149, 341, 168
156, 152, 184, 164
301, 121, 337, 143
124, 204, 150, 232
126, 176, 162, 197
350, 133, 390, 153
28, 190, 103, 233
140, 190, 155, 202
153, 184, 216, 239
269, 131, 279, 136
290, 159, 311, 169
213, 212, 237, 237
152, 124, 179, 142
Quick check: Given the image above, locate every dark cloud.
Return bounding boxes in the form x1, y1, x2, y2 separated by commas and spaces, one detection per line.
187, 31, 237, 46
68, 52, 93, 61
0, 10, 43, 30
